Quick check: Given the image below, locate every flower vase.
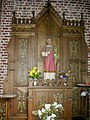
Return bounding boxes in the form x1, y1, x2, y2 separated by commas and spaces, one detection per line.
33, 78, 37, 86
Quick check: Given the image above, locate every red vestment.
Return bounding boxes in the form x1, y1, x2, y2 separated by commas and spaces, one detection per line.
44, 50, 57, 72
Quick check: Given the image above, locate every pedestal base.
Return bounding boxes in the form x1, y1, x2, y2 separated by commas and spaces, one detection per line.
44, 72, 56, 80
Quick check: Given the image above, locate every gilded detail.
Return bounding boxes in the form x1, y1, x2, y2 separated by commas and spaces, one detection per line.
17, 90, 27, 113
12, 24, 36, 32
69, 63, 79, 85
69, 40, 78, 59
63, 28, 82, 34
17, 39, 28, 85
53, 92, 64, 104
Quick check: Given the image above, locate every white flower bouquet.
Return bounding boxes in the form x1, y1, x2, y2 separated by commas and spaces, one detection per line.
32, 102, 63, 120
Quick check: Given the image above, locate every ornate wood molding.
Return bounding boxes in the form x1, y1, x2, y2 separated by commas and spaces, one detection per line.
29, 78, 73, 87
12, 24, 36, 32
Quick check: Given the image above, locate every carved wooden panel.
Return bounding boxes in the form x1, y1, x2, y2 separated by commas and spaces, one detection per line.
17, 89, 27, 114
72, 88, 80, 116
28, 87, 72, 120
69, 40, 78, 59
50, 91, 64, 119
35, 91, 49, 109
69, 61, 79, 85
16, 38, 28, 86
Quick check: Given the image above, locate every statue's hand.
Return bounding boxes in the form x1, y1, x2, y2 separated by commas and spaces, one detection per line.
42, 52, 46, 57
46, 52, 50, 56
42, 52, 50, 57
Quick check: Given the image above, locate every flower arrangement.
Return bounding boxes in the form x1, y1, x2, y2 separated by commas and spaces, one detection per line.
59, 70, 71, 79
28, 67, 40, 79
32, 102, 63, 120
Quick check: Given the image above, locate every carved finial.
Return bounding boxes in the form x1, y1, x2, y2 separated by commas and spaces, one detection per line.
31, 11, 35, 23
32, 11, 35, 18
63, 12, 66, 19
12, 11, 17, 24
13, 11, 15, 17
81, 13, 83, 20
48, 0, 50, 3
80, 13, 84, 26
47, 0, 51, 7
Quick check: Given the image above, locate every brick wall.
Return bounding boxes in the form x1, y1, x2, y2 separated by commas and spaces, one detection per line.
0, 0, 90, 94
0, 0, 3, 94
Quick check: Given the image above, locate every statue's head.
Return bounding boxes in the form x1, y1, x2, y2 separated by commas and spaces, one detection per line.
46, 38, 52, 45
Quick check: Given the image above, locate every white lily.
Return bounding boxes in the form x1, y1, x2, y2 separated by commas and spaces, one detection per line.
38, 110, 42, 117
45, 103, 51, 110
51, 113, 56, 118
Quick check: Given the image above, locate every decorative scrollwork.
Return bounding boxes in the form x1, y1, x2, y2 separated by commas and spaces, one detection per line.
0, 101, 6, 120
17, 39, 28, 85
17, 90, 27, 113
72, 89, 79, 115
69, 63, 79, 85
12, 24, 36, 32
29, 78, 72, 87
69, 40, 78, 59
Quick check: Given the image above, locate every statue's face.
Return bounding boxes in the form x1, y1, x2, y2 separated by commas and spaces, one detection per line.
47, 38, 52, 45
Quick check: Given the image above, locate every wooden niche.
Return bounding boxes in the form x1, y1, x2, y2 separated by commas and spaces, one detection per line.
28, 1, 88, 120
3, 1, 88, 120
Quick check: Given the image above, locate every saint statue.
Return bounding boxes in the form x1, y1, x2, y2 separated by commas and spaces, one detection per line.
41, 38, 58, 80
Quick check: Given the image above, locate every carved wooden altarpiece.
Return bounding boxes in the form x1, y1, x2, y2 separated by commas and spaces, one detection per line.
3, 1, 88, 120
